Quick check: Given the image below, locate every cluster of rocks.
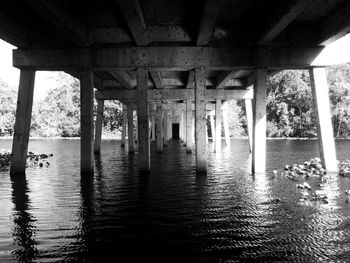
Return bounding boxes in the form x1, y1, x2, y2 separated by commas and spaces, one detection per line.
280, 157, 327, 180
274, 158, 329, 204
27, 151, 53, 168
339, 160, 350, 177
0, 150, 53, 170
274, 157, 350, 204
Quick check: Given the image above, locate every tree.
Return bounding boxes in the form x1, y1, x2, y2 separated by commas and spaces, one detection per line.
0, 78, 17, 135
266, 70, 317, 137
327, 64, 350, 138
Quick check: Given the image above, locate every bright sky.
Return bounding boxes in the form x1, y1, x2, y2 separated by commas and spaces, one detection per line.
0, 34, 350, 101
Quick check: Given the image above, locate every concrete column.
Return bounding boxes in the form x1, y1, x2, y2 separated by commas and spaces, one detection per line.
80, 70, 94, 174
163, 109, 168, 146
182, 110, 187, 145
195, 68, 207, 173
210, 114, 215, 145
215, 100, 222, 152
151, 115, 156, 142
252, 69, 267, 174
245, 99, 253, 153
223, 108, 230, 148
310, 67, 337, 172
121, 105, 127, 147
135, 113, 138, 144
156, 100, 163, 152
186, 101, 193, 152
179, 111, 183, 141
127, 105, 135, 153
137, 69, 150, 173
168, 116, 172, 140
10, 70, 36, 175
94, 100, 104, 153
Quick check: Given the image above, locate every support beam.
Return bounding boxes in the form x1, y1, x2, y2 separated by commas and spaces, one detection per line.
121, 105, 127, 147
95, 88, 253, 101
23, 0, 91, 46
259, 0, 310, 45
245, 99, 253, 153
179, 111, 183, 142
127, 105, 135, 153
108, 70, 134, 89
195, 68, 207, 173
10, 70, 36, 175
13, 47, 325, 70
182, 111, 187, 145
80, 70, 94, 174
94, 100, 104, 153
163, 109, 168, 146
168, 115, 172, 140
156, 101, 163, 152
215, 100, 222, 152
137, 68, 150, 173
252, 69, 267, 174
117, 0, 149, 46
151, 115, 156, 142
309, 67, 337, 172
197, 0, 222, 46
150, 71, 163, 89
215, 70, 250, 89
222, 107, 230, 149
210, 114, 215, 144
186, 101, 194, 153
318, 2, 350, 45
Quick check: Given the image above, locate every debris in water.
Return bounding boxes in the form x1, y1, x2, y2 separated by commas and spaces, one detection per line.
0, 150, 53, 170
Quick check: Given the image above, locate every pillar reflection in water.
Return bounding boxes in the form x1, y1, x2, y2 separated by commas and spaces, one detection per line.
10, 175, 38, 262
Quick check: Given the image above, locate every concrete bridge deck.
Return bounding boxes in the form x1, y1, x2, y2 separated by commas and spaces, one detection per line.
0, 0, 348, 174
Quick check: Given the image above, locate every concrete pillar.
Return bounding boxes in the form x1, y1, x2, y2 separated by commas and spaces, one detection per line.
151, 115, 156, 142
245, 99, 253, 153
135, 113, 138, 144
156, 100, 163, 152
127, 105, 135, 153
195, 68, 207, 173
215, 100, 222, 152
163, 109, 168, 146
252, 69, 267, 174
10, 70, 36, 175
94, 100, 104, 153
223, 107, 230, 148
310, 67, 337, 172
137, 68, 150, 173
186, 101, 193, 152
182, 110, 187, 145
179, 111, 183, 141
80, 70, 94, 174
210, 114, 215, 145
168, 116, 172, 140
121, 105, 127, 147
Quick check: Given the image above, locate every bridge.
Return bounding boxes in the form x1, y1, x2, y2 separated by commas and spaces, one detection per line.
1, 0, 349, 174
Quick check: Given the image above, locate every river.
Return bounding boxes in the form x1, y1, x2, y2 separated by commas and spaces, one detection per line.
0, 138, 350, 262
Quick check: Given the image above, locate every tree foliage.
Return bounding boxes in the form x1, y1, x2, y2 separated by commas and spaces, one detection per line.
0, 65, 349, 138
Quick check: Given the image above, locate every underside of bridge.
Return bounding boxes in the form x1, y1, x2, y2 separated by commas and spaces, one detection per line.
2, 0, 349, 175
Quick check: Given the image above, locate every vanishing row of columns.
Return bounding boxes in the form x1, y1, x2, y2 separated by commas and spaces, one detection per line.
95, 99, 233, 154
10, 67, 338, 176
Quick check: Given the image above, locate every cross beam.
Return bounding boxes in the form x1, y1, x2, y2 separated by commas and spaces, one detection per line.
13, 46, 324, 70
95, 88, 253, 100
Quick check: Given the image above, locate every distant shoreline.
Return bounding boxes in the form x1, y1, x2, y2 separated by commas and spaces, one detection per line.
0, 136, 349, 140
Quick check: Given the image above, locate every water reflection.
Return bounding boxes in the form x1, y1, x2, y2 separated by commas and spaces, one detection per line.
10, 175, 38, 263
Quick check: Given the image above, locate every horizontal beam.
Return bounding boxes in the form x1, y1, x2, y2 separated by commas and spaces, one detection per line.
13, 46, 325, 70
95, 88, 253, 100
318, 2, 350, 45
102, 77, 246, 88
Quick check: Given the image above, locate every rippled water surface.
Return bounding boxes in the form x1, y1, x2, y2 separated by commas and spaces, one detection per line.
1, 138, 350, 262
